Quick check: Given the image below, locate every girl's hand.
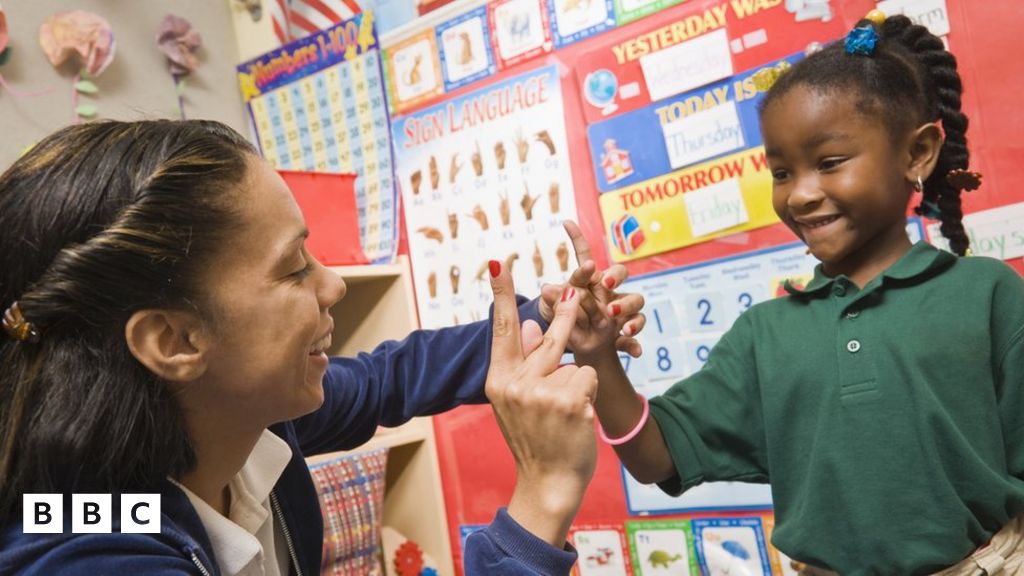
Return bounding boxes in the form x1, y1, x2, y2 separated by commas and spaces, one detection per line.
486, 260, 598, 547
538, 220, 646, 361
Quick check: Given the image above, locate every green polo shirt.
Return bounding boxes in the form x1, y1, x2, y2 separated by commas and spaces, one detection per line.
649, 242, 1024, 575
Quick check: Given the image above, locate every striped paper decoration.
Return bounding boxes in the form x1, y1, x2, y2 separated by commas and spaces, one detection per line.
269, 0, 364, 45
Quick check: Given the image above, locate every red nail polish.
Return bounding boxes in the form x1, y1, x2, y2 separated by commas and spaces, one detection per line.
624, 325, 633, 336
603, 276, 615, 289
570, 288, 577, 300
561, 287, 572, 302
611, 303, 621, 316
489, 260, 501, 278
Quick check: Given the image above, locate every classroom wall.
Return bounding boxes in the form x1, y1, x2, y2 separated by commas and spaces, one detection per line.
0, 1, 250, 169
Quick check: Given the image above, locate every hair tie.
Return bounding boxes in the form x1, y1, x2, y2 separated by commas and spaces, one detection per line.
946, 169, 983, 191
752, 60, 792, 93
845, 10, 886, 56
2, 302, 40, 343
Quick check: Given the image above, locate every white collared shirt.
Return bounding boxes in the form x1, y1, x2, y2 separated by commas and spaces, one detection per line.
175, 429, 294, 576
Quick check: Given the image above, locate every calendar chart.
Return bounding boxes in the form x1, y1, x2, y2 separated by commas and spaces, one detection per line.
238, 12, 397, 263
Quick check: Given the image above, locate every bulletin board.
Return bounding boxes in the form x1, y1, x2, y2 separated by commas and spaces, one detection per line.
378, 0, 1024, 573
237, 12, 399, 263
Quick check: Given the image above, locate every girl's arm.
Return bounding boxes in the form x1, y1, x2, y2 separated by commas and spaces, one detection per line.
582, 351, 676, 484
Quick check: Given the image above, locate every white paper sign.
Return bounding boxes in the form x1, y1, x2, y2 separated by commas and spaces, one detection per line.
640, 28, 733, 103
440, 16, 490, 83
926, 201, 1024, 261
663, 100, 745, 169
684, 178, 749, 238
876, 0, 950, 37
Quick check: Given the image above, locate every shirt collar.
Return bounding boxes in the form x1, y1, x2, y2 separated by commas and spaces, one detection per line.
785, 241, 956, 296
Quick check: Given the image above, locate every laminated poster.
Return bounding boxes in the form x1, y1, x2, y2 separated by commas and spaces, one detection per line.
575, 0, 849, 125
589, 54, 802, 262
392, 65, 579, 329
617, 221, 924, 514
237, 12, 398, 263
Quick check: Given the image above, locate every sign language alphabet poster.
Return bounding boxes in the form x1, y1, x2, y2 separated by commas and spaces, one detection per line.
392, 65, 579, 329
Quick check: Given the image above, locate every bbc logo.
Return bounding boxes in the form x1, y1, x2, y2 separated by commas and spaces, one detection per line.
23, 494, 161, 534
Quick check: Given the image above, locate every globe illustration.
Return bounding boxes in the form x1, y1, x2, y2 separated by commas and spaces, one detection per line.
584, 69, 618, 108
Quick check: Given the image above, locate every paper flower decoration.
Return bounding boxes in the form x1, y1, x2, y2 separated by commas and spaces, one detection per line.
157, 14, 202, 120
0, 5, 9, 63
39, 11, 115, 76
38, 10, 115, 123
0, 6, 54, 98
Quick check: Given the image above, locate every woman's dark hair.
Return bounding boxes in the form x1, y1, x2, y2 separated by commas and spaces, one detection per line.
0, 120, 258, 520
759, 15, 972, 255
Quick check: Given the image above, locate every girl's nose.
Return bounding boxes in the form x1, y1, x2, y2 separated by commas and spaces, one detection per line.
788, 176, 824, 211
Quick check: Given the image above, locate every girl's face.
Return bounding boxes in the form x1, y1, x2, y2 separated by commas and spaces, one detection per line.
761, 85, 916, 282
194, 157, 347, 427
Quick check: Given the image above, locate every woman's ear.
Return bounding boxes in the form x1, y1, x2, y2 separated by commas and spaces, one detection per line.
125, 309, 209, 382
905, 122, 944, 183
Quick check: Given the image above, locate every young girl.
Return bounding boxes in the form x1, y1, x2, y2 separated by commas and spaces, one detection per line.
574, 13, 1024, 575
0, 120, 642, 575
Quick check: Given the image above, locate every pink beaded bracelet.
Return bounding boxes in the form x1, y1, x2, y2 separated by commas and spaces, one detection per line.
598, 394, 649, 446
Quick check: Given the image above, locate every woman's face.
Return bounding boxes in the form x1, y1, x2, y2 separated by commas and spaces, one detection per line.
194, 157, 346, 427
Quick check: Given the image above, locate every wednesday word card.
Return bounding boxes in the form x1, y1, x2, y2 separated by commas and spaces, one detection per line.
237, 12, 398, 263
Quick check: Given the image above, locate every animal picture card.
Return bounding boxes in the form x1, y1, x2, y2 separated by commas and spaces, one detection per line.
548, 0, 616, 48
385, 29, 443, 113
489, 0, 553, 69
437, 6, 496, 91
692, 517, 772, 576
570, 525, 633, 576
625, 519, 698, 576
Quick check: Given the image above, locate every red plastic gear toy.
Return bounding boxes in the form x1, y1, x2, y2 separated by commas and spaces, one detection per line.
394, 540, 425, 576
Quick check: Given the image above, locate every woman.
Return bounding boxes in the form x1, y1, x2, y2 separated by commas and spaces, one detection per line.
0, 120, 642, 575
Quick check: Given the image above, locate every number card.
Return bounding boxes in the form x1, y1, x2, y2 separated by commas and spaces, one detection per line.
237, 12, 398, 263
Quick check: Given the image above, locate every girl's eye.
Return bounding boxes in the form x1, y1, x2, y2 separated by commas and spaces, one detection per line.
771, 169, 790, 182
819, 157, 846, 171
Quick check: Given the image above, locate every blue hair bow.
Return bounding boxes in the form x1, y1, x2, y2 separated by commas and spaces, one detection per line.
845, 25, 879, 56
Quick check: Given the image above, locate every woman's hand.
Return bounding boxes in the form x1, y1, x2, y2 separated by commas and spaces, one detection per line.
486, 259, 598, 547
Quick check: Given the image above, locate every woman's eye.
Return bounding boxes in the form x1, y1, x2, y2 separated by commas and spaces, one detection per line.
293, 262, 313, 279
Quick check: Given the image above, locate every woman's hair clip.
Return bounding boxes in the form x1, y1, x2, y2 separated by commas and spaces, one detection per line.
946, 169, 983, 191
753, 60, 792, 93
2, 302, 41, 343
845, 10, 886, 56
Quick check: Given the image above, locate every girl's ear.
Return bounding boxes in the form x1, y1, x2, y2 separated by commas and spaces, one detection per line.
905, 122, 944, 183
125, 309, 209, 382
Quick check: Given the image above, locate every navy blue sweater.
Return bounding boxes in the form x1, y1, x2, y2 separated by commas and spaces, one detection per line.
0, 298, 577, 575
